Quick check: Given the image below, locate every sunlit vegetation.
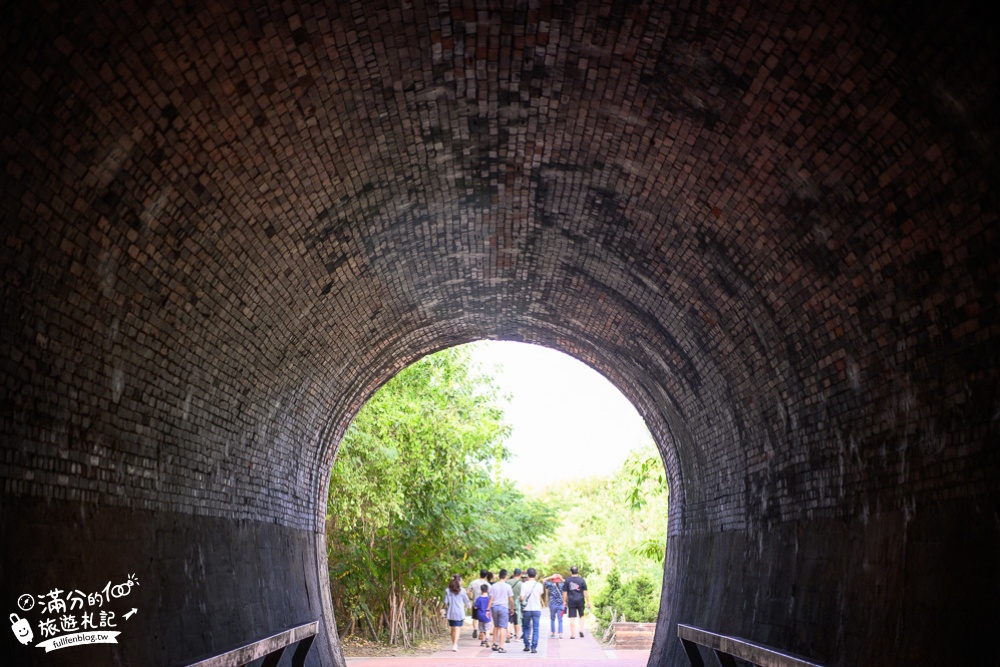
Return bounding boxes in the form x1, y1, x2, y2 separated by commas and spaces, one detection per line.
326, 346, 555, 646
527, 444, 668, 631
327, 345, 667, 647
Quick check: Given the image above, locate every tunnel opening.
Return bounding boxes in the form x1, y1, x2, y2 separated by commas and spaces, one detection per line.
321, 340, 672, 659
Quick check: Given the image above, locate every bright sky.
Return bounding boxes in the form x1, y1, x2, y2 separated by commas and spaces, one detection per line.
467, 341, 653, 490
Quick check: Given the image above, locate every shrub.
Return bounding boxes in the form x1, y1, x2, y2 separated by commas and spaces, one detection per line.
594, 567, 659, 633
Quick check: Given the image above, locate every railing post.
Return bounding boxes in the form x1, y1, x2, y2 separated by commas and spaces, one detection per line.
292, 634, 316, 667
677, 623, 825, 667
681, 637, 705, 667
261, 646, 287, 667
179, 620, 318, 667
713, 648, 738, 667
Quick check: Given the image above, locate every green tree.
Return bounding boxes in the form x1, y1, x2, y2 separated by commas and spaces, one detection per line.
327, 345, 556, 645
622, 446, 669, 512
532, 444, 668, 635
594, 567, 659, 626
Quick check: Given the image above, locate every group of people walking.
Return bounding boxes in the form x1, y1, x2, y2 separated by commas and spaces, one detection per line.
443, 565, 592, 654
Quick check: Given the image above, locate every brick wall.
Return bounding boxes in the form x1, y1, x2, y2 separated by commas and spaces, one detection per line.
1, 1, 997, 665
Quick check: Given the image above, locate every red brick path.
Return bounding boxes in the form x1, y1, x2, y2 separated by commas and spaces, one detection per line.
346, 625, 651, 667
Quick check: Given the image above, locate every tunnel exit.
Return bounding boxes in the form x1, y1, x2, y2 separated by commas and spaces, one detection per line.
325, 341, 668, 660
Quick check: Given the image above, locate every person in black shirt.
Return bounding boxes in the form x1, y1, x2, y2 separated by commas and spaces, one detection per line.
561, 565, 591, 638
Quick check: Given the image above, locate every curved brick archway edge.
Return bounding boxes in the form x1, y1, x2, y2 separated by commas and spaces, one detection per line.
1, 1, 997, 665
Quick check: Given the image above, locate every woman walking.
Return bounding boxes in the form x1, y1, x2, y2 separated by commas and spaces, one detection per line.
444, 574, 471, 652
543, 572, 565, 638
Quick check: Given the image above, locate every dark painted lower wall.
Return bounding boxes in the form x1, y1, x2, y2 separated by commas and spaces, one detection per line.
0, 497, 341, 667
6, 495, 997, 666
654, 498, 1000, 667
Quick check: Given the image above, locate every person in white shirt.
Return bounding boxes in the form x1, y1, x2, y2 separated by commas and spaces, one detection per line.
467, 569, 490, 638
518, 567, 544, 653
488, 569, 515, 651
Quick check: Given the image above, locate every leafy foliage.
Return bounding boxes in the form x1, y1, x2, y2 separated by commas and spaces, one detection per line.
622, 446, 669, 512
327, 345, 556, 645
530, 444, 668, 633
594, 567, 659, 625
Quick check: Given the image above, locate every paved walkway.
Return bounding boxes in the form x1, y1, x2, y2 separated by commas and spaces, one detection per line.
346, 623, 651, 667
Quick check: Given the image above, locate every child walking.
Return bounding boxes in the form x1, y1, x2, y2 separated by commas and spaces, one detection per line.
474, 583, 492, 646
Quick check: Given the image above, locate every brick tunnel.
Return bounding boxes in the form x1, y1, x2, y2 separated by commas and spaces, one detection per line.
1, 1, 998, 665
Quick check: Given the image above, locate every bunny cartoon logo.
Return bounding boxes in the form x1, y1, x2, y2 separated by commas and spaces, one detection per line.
10, 613, 33, 645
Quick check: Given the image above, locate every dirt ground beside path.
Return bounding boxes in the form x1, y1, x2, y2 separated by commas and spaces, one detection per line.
341, 632, 454, 658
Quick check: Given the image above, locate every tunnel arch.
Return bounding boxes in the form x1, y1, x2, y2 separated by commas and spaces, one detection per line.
309, 330, 688, 534
1, 1, 997, 666
312, 334, 683, 657
307, 328, 691, 664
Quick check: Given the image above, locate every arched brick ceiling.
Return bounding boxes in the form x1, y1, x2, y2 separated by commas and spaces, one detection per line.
1, 1, 997, 666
